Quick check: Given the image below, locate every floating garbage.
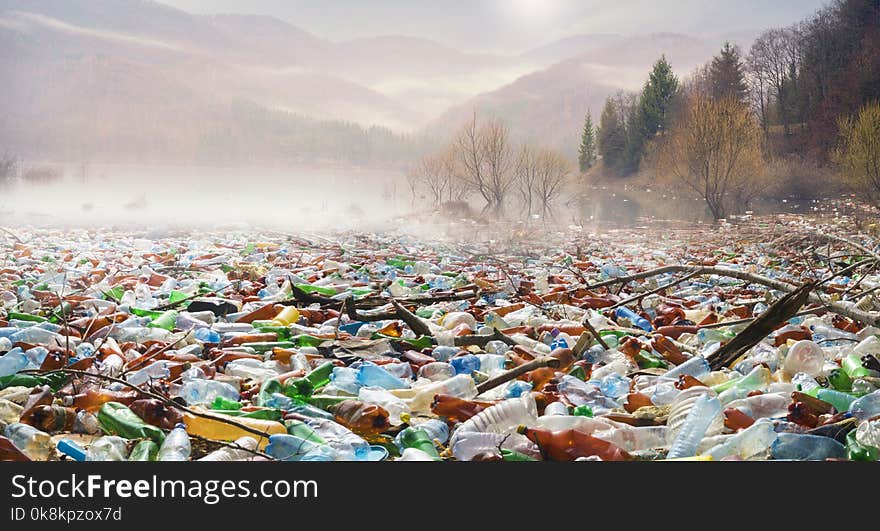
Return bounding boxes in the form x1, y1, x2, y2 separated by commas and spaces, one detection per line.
0, 220, 879, 461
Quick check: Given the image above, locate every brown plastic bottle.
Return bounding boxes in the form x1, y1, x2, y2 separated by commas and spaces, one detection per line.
650, 335, 690, 366
0, 435, 31, 462
430, 394, 494, 422
723, 407, 756, 431
327, 400, 390, 436
655, 325, 698, 340
65, 388, 139, 412
20, 405, 77, 433
129, 399, 183, 430
20, 386, 54, 419
516, 425, 632, 461
223, 332, 278, 346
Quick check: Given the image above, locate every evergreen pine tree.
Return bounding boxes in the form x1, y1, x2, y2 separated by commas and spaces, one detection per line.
577, 112, 597, 172
709, 42, 749, 103
598, 97, 627, 174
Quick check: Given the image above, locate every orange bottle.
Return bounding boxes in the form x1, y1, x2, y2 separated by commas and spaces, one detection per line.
327, 400, 390, 436
430, 394, 493, 422
516, 425, 632, 461
650, 335, 689, 366
64, 389, 139, 412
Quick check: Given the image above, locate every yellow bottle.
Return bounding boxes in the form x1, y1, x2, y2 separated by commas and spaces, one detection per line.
182, 409, 286, 450
270, 306, 300, 327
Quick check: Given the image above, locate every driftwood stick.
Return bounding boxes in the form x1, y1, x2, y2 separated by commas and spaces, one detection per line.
476, 356, 560, 394
453, 328, 517, 348
706, 282, 815, 370
390, 297, 433, 337
582, 315, 610, 350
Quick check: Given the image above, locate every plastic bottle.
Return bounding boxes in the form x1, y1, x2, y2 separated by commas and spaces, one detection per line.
407, 374, 478, 414
4, 423, 52, 460
848, 389, 880, 421
179, 379, 240, 406
0, 347, 29, 377
87, 436, 129, 461
354, 361, 408, 390
265, 433, 320, 461
662, 356, 711, 380
193, 327, 221, 344
418, 362, 457, 381
358, 386, 410, 425
0, 398, 23, 424
591, 426, 669, 453
330, 366, 362, 395
156, 423, 191, 461
782, 340, 825, 376
517, 425, 632, 461
666, 393, 722, 459
126, 361, 172, 386
703, 418, 777, 460
430, 394, 490, 422
725, 393, 790, 420
327, 400, 390, 436
129, 440, 159, 461
270, 307, 300, 327
182, 410, 286, 450
97, 402, 165, 443
615, 307, 653, 332
198, 437, 259, 461
770, 433, 847, 460
667, 388, 721, 437
452, 394, 538, 443
284, 361, 335, 397
449, 354, 481, 375
396, 427, 441, 460
816, 388, 856, 412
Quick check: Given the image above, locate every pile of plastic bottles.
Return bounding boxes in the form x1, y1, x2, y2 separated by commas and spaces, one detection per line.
2, 221, 880, 462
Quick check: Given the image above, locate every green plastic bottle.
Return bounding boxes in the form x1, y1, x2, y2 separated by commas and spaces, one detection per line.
284, 420, 325, 445
211, 396, 243, 410
97, 402, 165, 444
501, 448, 538, 461
816, 388, 857, 412
7, 312, 47, 323
0, 373, 67, 391
128, 440, 159, 461
283, 361, 335, 398
572, 405, 594, 417
398, 427, 440, 460
828, 368, 853, 392
146, 310, 179, 331
635, 350, 668, 370
255, 326, 292, 340
842, 353, 872, 378
846, 430, 879, 461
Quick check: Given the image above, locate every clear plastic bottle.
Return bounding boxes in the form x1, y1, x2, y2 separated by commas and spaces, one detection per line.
198, 437, 259, 461
406, 374, 477, 414
156, 423, 191, 461
126, 361, 172, 386
358, 386, 410, 425
265, 434, 320, 461
303, 418, 371, 461
179, 380, 240, 406
848, 389, 880, 421
451, 394, 538, 443
666, 387, 724, 445
87, 435, 130, 461
782, 340, 825, 376
4, 423, 52, 460
660, 355, 710, 380
0, 347, 29, 377
418, 362, 456, 381
0, 398, 23, 424
666, 393, 722, 459
770, 433, 846, 460
355, 361, 408, 390
725, 393, 790, 420
703, 418, 777, 460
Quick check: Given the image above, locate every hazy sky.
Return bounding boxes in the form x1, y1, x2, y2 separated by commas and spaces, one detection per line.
160, 0, 828, 52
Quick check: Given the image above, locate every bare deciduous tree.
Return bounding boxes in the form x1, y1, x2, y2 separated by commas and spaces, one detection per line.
747, 26, 801, 136
453, 112, 514, 216
655, 95, 765, 220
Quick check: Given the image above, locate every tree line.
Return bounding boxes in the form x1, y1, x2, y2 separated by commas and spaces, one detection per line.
575, 0, 880, 220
